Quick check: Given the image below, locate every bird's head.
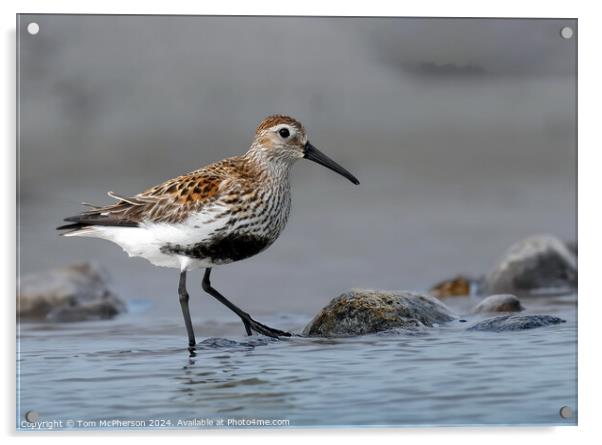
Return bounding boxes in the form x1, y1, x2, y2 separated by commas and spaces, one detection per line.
250, 114, 359, 185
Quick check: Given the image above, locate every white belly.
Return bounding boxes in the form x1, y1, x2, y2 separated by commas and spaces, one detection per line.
64, 211, 230, 271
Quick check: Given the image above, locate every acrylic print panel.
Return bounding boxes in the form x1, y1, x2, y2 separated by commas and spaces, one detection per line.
17, 15, 577, 429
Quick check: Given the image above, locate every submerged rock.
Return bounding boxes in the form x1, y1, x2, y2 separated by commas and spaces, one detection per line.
484, 235, 577, 297
18, 263, 126, 322
303, 289, 457, 337
471, 294, 524, 314
429, 275, 473, 298
467, 314, 566, 332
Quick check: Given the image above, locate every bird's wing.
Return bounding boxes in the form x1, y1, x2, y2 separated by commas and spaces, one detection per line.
57, 159, 244, 231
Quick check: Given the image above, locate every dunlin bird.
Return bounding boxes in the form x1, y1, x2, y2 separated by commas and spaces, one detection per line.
58, 115, 359, 346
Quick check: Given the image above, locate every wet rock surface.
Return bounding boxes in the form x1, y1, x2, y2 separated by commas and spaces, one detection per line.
484, 235, 577, 297
471, 294, 524, 314
18, 263, 126, 322
467, 314, 566, 332
303, 289, 457, 337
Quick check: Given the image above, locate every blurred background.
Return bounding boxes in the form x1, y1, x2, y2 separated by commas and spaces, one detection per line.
18, 15, 576, 319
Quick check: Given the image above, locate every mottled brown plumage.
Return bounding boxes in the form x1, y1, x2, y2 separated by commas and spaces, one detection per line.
71, 157, 262, 226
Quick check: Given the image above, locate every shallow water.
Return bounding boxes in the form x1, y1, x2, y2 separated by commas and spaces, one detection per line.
17, 165, 577, 429
17, 294, 577, 429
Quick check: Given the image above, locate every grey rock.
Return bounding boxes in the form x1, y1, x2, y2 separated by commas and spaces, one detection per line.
467, 314, 566, 332
18, 263, 126, 322
565, 240, 578, 256
303, 289, 457, 337
472, 294, 524, 314
484, 235, 577, 297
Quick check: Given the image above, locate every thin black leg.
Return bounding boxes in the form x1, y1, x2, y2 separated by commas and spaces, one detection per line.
178, 271, 196, 347
201, 268, 291, 338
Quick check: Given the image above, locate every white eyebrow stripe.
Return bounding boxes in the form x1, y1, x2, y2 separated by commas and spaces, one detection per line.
272, 123, 297, 137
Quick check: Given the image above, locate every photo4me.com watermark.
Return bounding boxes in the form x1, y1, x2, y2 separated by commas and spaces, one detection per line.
19, 416, 291, 430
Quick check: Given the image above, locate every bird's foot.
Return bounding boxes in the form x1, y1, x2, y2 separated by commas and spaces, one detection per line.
245, 317, 291, 338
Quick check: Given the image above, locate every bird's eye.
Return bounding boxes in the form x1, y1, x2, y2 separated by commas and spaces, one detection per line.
278, 128, 290, 138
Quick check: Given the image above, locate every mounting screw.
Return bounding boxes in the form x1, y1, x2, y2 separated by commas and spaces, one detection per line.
560, 26, 574, 40
25, 410, 39, 422
559, 406, 573, 419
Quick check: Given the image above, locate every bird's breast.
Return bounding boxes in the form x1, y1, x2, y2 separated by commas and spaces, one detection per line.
227, 183, 291, 239
159, 182, 291, 265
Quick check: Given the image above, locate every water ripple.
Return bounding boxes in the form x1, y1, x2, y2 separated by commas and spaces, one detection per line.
17, 306, 577, 427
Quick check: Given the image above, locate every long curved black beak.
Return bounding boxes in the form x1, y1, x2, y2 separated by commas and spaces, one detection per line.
303, 142, 360, 185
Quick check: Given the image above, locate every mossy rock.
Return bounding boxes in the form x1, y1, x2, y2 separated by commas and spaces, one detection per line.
303, 289, 456, 337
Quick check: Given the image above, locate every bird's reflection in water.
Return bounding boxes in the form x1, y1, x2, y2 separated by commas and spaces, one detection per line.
175, 337, 282, 407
